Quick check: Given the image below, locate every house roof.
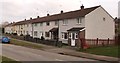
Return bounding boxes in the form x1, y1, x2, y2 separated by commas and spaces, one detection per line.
67, 27, 84, 31
14, 20, 33, 25
7, 5, 100, 26
5, 22, 16, 27
33, 6, 100, 23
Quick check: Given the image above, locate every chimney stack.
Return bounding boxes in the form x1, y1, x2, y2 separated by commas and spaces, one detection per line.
25, 19, 26, 21
61, 10, 63, 13
81, 4, 84, 9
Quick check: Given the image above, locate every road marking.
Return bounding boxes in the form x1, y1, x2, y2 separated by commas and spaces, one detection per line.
55, 59, 64, 61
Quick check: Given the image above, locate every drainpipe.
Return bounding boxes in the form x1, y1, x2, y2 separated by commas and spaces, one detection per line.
32, 23, 34, 38
58, 20, 59, 41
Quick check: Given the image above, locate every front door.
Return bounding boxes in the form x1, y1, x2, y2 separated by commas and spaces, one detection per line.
71, 33, 75, 46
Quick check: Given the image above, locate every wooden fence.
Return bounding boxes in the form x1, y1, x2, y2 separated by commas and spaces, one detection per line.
85, 38, 115, 47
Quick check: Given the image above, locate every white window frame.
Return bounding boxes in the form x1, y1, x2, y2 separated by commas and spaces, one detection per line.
34, 23, 38, 27
77, 18, 82, 24
75, 33, 78, 39
34, 31, 38, 36
45, 32, 50, 37
62, 20, 68, 25
61, 32, 68, 39
55, 21, 58, 26
40, 22, 43, 26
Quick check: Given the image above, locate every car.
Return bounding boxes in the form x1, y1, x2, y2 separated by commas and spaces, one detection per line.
1, 36, 10, 43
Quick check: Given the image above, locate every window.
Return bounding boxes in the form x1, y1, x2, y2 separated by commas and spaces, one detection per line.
34, 23, 38, 26
77, 18, 82, 24
45, 32, 50, 37
26, 31, 29, 35
63, 20, 68, 25
62, 32, 68, 39
55, 21, 58, 26
75, 33, 78, 39
21, 31, 22, 34
34, 31, 37, 36
24, 31, 25, 34
46, 22, 50, 26
40, 23, 43, 26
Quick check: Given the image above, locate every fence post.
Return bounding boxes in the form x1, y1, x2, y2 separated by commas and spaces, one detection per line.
107, 38, 109, 45
96, 38, 98, 46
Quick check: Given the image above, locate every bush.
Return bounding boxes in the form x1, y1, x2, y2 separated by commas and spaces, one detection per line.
20, 34, 23, 36
12, 33, 17, 35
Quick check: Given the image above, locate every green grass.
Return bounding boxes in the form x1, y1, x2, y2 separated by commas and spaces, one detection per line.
10, 38, 43, 50
2, 56, 14, 61
1, 56, 21, 63
79, 46, 119, 57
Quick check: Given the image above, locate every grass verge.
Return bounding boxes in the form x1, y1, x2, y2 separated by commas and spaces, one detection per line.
78, 46, 119, 58
2, 56, 21, 63
10, 38, 43, 50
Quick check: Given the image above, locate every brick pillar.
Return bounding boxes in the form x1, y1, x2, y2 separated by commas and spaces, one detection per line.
80, 38, 84, 49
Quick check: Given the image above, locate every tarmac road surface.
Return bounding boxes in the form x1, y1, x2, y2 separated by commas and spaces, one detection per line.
1, 44, 108, 63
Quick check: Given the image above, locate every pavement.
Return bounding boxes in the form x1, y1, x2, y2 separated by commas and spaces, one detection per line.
15, 39, 119, 62
44, 47, 119, 62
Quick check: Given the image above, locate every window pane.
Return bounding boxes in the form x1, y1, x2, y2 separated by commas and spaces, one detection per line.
40, 23, 43, 26
77, 18, 82, 24
34, 31, 37, 36
64, 33, 68, 39
55, 21, 58, 26
45, 32, 49, 37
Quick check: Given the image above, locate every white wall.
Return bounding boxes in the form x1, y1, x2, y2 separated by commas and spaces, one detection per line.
59, 18, 85, 43
5, 26, 12, 34
85, 6, 115, 39
33, 21, 58, 39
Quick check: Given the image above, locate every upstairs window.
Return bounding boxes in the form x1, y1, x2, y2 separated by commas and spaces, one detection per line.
27, 24, 29, 27
77, 18, 82, 24
46, 22, 50, 26
55, 21, 58, 26
34, 23, 38, 26
40, 22, 43, 26
63, 20, 68, 25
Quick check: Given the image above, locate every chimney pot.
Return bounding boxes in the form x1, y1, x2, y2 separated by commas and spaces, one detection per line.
30, 17, 32, 20
47, 14, 49, 16
37, 16, 40, 18
81, 5, 84, 9
61, 10, 63, 13
25, 19, 26, 21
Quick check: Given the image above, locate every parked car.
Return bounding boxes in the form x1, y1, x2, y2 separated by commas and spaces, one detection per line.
1, 36, 10, 43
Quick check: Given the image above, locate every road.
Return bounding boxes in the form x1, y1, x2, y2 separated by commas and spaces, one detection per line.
1, 44, 108, 63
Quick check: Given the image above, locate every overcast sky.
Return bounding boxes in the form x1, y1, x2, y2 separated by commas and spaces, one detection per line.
0, 0, 119, 24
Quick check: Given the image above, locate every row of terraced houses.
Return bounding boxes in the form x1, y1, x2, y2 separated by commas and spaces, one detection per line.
5, 5, 115, 47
